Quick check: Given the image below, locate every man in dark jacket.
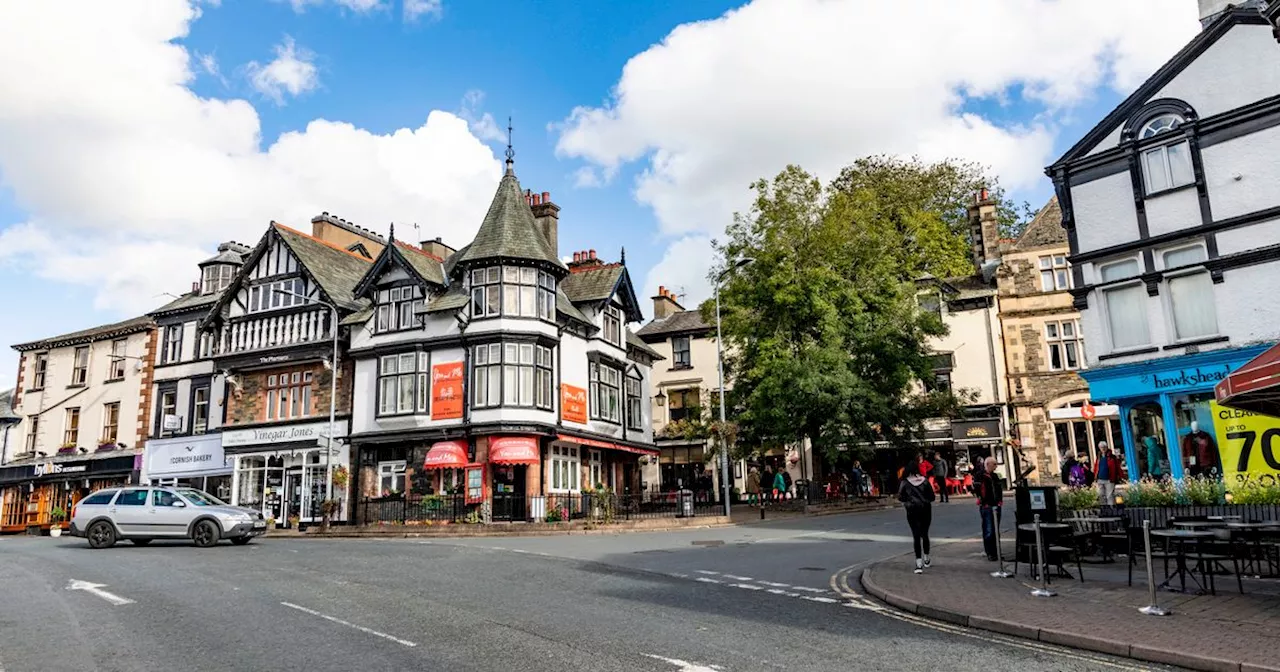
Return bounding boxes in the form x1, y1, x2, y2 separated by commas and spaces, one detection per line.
932, 452, 949, 503
975, 457, 1003, 561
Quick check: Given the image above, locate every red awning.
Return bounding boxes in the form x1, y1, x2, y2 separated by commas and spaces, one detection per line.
556, 434, 659, 456
488, 437, 540, 465
1216, 343, 1280, 417
422, 441, 468, 470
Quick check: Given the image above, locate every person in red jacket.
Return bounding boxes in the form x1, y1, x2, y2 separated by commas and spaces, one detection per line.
1094, 442, 1123, 506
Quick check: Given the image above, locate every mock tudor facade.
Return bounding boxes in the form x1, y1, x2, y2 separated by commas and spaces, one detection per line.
1048, 3, 1280, 483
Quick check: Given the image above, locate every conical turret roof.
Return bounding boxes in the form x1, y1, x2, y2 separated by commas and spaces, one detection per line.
450, 168, 566, 273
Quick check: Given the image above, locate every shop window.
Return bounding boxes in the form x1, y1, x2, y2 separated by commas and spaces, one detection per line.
1173, 392, 1222, 478
375, 286, 424, 333
1099, 259, 1149, 350
31, 352, 47, 390
1052, 407, 1125, 477
1046, 320, 1086, 371
378, 461, 406, 497
158, 391, 178, 438
1162, 246, 1217, 341
603, 305, 623, 347
590, 362, 622, 423
101, 402, 120, 444
236, 456, 268, 510
668, 388, 700, 423
63, 407, 80, 447
549, 445, 580, 493
626, 375, 643, 431
378, 352, 425, 416
1130, 403, 1170, 479
162, 325, 183, 364
108, 338, 128, 381
672, 336, 691, 368
265, 369, 313, 421
192, 387, 209, 434
1039, 255, 1070, 291
71, 346, 89, 386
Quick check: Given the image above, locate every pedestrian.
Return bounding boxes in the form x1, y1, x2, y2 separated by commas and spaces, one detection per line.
851, 460, 866, 497
975, 456, 1003, 561
773, 469, 787, 502
1095, 442, 1121, 506
919, 452, 933, 479
932, 452, 949, 503
781, 469, 793, 501
745, 467, 761, 507
761, 465, 774, 504
1060, 452, 1079, 486
897, 455, 935, 574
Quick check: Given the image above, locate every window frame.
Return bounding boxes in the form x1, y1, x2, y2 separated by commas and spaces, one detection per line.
589, 362, 622, 423
1097, 257, 1151, 352
158, 390, 178, 438
264, 369, 314, 422
377, 461, 407, 497
248, 277, 307, 314
469, 266, 556, 321
549, 445, 581, 494
202, 264, 235, 295
625, 374, 643, 431
108, 338, 128, 381
1045, 320, 1086, 372
377, 351, 428, 417
31, 352, 48, 390
1160, 244, 1218, 343
1039, 255, 1071, 292
101, 401, 120, 444
191, 387, 210, 435
24, 415, 39, 454
374, 285, 425, 334
603, 305, 623, 347
672, 336, 691, 369
1137, 115, 1193, 196
71, 346, 89, 386
63, 407, 80, 446
162, 324, 183, 364
667, 387, 700, 424
471, 342, 554, 410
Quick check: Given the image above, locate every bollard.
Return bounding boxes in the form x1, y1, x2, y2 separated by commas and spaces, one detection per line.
1030, 513, 1056, 597
990, 508, 1012, 579
1138, 520, 1170, 616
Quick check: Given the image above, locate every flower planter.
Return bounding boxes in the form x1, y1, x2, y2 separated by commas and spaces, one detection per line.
49, 526, 62, 538
1067, 504, 1280, 529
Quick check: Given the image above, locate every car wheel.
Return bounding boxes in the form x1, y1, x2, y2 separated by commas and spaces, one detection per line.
192, 520, 220, 548
87, 521, 116, 549
130, 539, 152, 546
230, 536, 253, 546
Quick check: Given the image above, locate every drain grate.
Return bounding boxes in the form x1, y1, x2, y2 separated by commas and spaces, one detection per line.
798, 566, 827, 572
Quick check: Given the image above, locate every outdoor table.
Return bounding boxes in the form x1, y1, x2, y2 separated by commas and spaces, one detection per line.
1018, 523, 1073, 579
1209, 515, 1243, 522
1151, 529, 1215, 593
1173, 520, 1226, 530
1228, 523, 1280, 578
1067, 516, 1123, 562
1226, 522, 1280, 529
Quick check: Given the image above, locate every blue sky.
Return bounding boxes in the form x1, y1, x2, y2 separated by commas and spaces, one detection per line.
0, 0, 1203, 388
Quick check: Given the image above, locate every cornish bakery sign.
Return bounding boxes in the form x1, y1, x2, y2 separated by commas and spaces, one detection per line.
222, 420, 348, 448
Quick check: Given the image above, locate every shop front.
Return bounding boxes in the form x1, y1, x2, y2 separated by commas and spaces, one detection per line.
1082, 344, 1273, 484
142, 434, 232, 501
224, 419, 351, 526
0, 454, 139, 533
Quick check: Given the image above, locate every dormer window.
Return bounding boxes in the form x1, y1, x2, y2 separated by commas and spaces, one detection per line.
376, 286, 424, 333
603, 305, 622, 347
469, 266, 556, 321
1139, 114, 1193, 194
202, 264, 235, 295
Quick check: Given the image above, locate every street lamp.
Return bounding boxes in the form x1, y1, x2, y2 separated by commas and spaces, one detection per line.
273, 289, 339, 510
715, 256, 754, 517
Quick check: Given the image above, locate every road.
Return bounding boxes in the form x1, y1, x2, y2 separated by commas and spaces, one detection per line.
0, 501, 1173, 672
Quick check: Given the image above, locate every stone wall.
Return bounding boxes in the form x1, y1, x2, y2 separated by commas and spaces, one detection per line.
225, 361, 353, 426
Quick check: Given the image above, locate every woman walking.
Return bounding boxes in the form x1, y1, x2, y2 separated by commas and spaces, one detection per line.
773, 469, 787, 502
898, 455, 936, 574
745, 467, 761, 507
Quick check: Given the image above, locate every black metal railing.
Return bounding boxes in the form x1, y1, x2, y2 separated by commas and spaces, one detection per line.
358, 494, 471, 525
541, 492, 720, 522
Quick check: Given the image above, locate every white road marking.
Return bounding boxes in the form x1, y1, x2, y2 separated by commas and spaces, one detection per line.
765, 588, 801, 597
281, 602, 417, 648
802, 596, 839, 604
694, 570, 720, 575
695, 577, 723, 584
729, 583, 763, 591
66, 580, 134, 606
643, 653, 723, 671
722, 574, 753, 581
791, 586, 828, 593
758, 581, 791, 588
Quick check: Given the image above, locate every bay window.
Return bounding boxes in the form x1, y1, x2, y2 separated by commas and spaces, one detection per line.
1099, 259, 1150, 350
378, 352, 429, 416
375, 286, 424, 333
469, 266, 556, 320
590, 362, 622, 423
472, 342, 553, 409
1163, 246, 1217, 341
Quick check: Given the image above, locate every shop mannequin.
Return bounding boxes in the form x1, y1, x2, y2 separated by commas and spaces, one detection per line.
1181, 421, 1219, 477
1143, 435, 1165, 478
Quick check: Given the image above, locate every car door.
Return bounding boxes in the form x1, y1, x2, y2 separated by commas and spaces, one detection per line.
148, 489, 192, 537
110, 488, 151, 535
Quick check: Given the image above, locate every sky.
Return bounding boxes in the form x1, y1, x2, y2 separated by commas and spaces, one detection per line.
0, 0, 1204, 388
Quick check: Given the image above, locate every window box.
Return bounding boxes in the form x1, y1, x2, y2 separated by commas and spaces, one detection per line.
96, 442, 118, 453
57, 444, 77, 456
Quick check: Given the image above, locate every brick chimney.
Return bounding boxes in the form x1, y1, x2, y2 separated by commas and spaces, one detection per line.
527, 189, 560, 255
968, 188, 1001, 273
652, 286, 684, 319
420, 236, 456, 260
567, 249, 604, 272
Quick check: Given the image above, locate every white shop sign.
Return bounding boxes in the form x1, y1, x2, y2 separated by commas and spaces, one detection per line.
221, 420, 348, 448
146, 434, 229, 479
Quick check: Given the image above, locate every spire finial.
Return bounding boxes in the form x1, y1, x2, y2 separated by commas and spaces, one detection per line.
504, 116, 515, 175
620, 246, 626, 265
389, 222, 395, 243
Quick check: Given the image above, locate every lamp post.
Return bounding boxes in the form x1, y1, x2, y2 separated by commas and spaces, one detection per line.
715, 257, 754, 518
273, 289, 339, 510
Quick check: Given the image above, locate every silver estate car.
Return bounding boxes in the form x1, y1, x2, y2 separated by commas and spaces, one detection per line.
69, 486, 267, 549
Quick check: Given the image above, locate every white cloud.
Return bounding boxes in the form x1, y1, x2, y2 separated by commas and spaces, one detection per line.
246, 35, 319, 105
403, 0, 442, 22
0, 0, 502, 316
458, 89, 505, 142
286, 0, 385, 13
556, 0, 1201, 306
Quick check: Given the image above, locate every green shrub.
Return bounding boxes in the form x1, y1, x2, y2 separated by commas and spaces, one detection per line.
1125, 478, 1175, 507
1181, 476, 1226, 506
1229, 481, 1280, 505
1058, 487, 1099, 511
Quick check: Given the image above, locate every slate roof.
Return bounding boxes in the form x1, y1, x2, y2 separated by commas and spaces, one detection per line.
274, 224, 373, 312
394, 242, 446, 286
556, 288, 592, 326
1014, 197, 1065, 250
561, 265, 624, 303
941, 274, 996, 301
636, 309, 712, 341
626, 331, 662, 360
199, 241, 252, 267
13, 315, 155, 352
149, 291, 220, 317
0, 388, 18, 425
449, 169, 566, 271
424, 285, 470, 314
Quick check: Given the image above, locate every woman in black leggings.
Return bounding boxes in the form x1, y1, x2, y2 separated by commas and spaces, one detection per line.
898, 455, 936, 574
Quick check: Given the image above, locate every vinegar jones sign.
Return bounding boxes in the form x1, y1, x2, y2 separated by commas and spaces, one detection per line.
431, 361, 465, 420
1210, 401, 1280, 488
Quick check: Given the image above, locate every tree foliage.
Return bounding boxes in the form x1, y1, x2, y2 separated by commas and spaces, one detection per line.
711, 160, 985, 465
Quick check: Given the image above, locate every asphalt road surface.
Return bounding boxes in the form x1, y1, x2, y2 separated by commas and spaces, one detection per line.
0, 501, 1175, 672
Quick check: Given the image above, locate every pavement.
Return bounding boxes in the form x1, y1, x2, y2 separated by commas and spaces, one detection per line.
0, 501, 1182, 672
859, 528, 1280, 672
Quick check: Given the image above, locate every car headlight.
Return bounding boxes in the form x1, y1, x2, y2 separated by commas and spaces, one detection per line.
222, 512, 253, 522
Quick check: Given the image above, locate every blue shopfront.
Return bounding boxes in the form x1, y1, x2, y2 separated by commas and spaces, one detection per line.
1081, 344, 1274, 482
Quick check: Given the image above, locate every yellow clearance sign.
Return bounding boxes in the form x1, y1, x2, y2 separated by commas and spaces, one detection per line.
1210, 401, 1280, 488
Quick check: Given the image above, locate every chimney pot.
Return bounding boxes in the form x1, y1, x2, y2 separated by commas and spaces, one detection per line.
589, 249, 596, 260
533, 194, 542, 206
542, 191, 550, 203
658, 285, 665, 295
573, 252, 582, 262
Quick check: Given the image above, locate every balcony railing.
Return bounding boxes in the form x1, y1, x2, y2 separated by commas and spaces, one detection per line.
219, 308, 332, 355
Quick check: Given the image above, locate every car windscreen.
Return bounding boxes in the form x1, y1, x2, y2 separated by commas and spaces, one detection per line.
177, 489, 227, 507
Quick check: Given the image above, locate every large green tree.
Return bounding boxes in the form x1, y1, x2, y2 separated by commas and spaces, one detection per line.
711, 159, 996, 467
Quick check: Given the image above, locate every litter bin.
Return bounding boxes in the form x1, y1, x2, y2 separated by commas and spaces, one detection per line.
676, 489, 694, 518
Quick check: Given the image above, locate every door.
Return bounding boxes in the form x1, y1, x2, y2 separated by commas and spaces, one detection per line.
284, 469, 303, 527
491, 466, 527, 522
149, 489, 191, 537
110, 488, 151, 535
